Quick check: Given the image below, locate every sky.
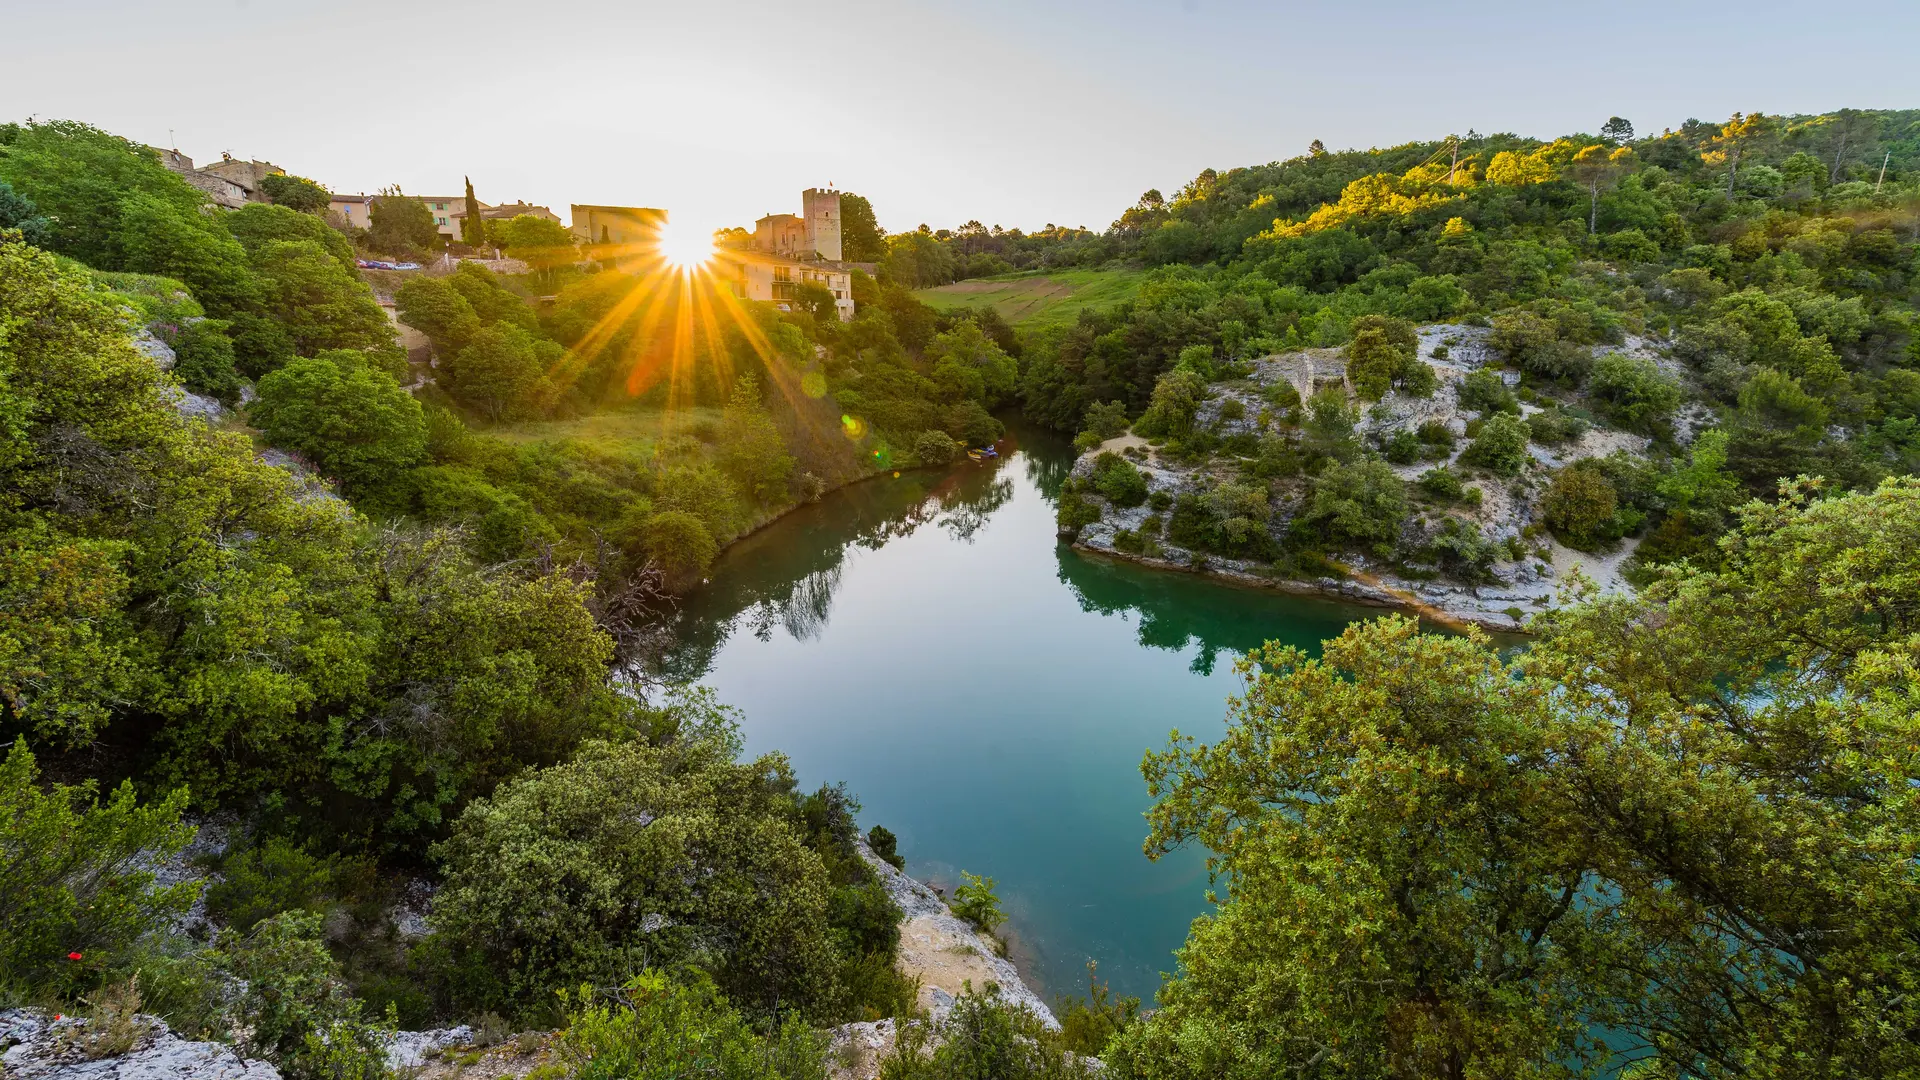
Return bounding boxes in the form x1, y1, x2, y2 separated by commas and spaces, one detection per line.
7, 0, 1920, 238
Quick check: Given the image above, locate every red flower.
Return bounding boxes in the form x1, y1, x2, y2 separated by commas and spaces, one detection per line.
67, 951, 83, 961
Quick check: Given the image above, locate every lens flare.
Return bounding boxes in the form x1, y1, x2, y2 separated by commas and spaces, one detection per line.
657, 215, 716, 271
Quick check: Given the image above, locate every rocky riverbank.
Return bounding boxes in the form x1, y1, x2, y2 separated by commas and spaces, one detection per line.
1066, 324, 1664, 632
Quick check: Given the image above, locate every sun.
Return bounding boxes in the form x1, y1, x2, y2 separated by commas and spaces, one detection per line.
656, 214, 716, 271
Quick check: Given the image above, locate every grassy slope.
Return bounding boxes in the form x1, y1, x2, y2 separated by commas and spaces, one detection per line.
913, 268, 1144, 329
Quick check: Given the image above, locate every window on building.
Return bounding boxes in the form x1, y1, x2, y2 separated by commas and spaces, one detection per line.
434, 202, 445, 210
436, 217, 448, 226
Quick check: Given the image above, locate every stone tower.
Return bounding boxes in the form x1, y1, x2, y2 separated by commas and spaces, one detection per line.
802, 188, 842, 262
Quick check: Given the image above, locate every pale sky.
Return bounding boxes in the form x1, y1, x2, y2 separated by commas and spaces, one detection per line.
7, 0, 1918, 238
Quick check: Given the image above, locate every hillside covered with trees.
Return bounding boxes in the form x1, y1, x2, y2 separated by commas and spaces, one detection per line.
0, 106, 1917, 1080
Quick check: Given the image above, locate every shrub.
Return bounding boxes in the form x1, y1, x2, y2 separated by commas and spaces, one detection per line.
866, 825, 905, 870
1416, 419, 1456, 456
1587, 353, 1681, 434
915, 429, 960, 465
950, 872, 1005, 934
1382, 428, 1422, 464
641, 510, 718, 584
1132, 368, 1207, 438
218, 912, 394, 1080
0, 739, 196, 1000
429, 738, 845, 1018
1346, 315, 1431, 400
1302, 459, 1409, 548
1457, 369, 1519, 415
1091, 453, 1149, 507
1427, 516, 1500, 581
559, 971, 825, 1080
168, 319, 245, 404
1055, 479, 1102, 536
1056, 961, 1140, 1058
203, 837, 340, 934
882, 989, 1098, 1080
1461, 412, 1532, 476
251, 349, 428, 493
1418, 467, 1466, 502
1263, 381, 1303, 410
1526, 406, 1589, 445
1080, 400, 1130, 440
1542, 462, 1621, 549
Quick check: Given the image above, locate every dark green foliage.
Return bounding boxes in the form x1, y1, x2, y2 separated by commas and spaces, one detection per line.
1456, 369, 1519, 415
203, 837, 342, 934
1425, 515, 1500, 581
839, 192, 886, 262
1587, 353, 1681, 434
259, 173, 332, 213
251, 240, 396, 361
883, 990, 1099, 1080
1091, 452, 1149, 507
1300, 458, 1408, 548
225, 202, 357, 270
0, 179, 53, 246
1381, 428, 1421, 464
429, 735, 847, 1018
1345, 314, 1431, 400
1055, 478, 1103, 536
251, 349, 428, 493
442, 323, 560, 421
215, 912, 394, 1080
1416, 466, 1476, 505
0, 739, 196, 1000
866, 825, 905, 870
1541, 460, 1622, 549
395, 275, 481, 353
1525, 405, 1589, 445
167, 319, 245, 404
366, 188, 438, 257
560, 971, 826, 1080
1166, 480, 1274, 558
1460, 412, 1532, 475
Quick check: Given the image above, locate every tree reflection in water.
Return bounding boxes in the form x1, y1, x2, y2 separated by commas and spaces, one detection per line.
649, 450, 1020, 683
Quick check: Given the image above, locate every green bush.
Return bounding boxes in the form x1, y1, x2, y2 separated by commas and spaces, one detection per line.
1542, 461, 1622, 549
1080, 400, 1130, 440
867, 825, 905, 870
915, 429, 960, 465
1056, 961, 1140, 1058
560, 971, 825, 1080
1382, 428, 1422, 464
168, 319, 245, 404
1091, 453, 1149, 507
1461, 412, 1532, 476
0, 739, 196, 1000
251, 349, 428, 493
1457, 369, 1519, 415
217, 912, 393, 1080
882, 989, 1097, 1080
429, 738, 845, 1018
1055, 478, 1102, 535
950, 872, 1006, 934
1587, 353, 1681, 435
1302, 459, 1409, 548
1417, 466, 1466, 502
203, 837, 341, 934
1525, 406, 1590, 445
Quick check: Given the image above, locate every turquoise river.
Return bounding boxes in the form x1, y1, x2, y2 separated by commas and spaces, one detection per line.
657, 422, 1397, 1007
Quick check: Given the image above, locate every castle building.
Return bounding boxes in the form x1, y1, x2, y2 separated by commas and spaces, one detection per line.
753, 187, 842, 262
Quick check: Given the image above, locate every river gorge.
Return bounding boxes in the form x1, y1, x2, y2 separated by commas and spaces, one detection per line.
657, 421, 1403, 1006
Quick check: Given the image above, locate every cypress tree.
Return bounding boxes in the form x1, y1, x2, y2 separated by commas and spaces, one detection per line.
461, 176, 484, 247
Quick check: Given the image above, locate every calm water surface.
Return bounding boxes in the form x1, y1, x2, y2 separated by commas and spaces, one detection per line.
658, 422, 1392, 1005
